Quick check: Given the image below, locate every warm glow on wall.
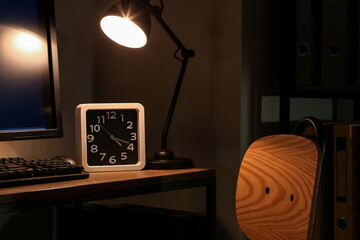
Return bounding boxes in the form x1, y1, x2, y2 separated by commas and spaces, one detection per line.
0, 25, 47, 79
14, 32, 42, 53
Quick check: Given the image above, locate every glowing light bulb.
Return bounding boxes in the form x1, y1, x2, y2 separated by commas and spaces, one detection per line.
14, 32, 42, 53
100, 16, 147, 48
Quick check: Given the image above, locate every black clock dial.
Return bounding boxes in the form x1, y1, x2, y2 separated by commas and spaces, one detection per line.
86, 109, 138, 166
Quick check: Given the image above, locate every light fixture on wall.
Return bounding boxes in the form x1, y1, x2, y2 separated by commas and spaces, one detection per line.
100, 0, 195, 169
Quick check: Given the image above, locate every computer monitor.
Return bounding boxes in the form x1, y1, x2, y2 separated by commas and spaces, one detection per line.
0, 0, 62, 141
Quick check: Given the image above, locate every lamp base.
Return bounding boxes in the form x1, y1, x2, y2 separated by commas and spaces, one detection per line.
146, 150, 194, 169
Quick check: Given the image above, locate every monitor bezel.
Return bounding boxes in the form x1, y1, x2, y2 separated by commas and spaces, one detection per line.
0, 0, 63, 141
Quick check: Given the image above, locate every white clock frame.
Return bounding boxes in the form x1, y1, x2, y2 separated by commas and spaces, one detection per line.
75, 103, 146, 172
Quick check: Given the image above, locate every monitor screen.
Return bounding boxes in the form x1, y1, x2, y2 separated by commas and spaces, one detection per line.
0, 0, 62, 141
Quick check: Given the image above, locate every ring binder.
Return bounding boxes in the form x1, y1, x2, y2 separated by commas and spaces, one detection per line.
321, 0, 352, 86
295, 0, 316, 85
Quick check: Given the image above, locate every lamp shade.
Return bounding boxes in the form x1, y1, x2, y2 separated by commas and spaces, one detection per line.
100, 0, 151, 48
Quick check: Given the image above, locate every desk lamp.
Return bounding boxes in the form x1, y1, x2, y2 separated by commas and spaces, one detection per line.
100, 0, 195, 169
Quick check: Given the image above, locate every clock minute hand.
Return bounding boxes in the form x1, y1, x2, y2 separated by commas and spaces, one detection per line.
99, 123, 112, 136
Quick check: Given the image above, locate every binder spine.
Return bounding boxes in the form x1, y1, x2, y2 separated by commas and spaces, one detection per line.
321, 0, 353, 86
356, 0, 360, 86
295, 0, 316, 85
333, 124, 360, 240
349, 0, 359, 86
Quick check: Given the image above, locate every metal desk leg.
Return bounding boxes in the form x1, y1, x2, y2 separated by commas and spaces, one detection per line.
206, 177, 216, 240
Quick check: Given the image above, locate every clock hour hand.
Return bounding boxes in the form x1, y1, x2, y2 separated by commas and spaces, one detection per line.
112, 137, 130, 145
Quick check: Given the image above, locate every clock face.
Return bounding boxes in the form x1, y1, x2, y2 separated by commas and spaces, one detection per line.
86, 109, 139, 166
75, 103, 146, 172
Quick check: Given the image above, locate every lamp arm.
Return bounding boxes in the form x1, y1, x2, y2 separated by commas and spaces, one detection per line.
148, 4, 191, 53
148, 3, 195, 154
161, 55, 189, 151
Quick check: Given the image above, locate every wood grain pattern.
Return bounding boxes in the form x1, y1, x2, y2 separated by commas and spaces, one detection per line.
236, 135, 320, 240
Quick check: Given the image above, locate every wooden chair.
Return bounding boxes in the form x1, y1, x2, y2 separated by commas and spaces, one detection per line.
236, 118, 324, 239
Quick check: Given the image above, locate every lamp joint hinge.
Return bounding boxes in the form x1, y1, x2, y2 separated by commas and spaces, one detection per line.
182, 49, 195, 58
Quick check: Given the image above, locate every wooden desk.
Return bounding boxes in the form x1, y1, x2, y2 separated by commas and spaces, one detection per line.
0, 168, 216, 239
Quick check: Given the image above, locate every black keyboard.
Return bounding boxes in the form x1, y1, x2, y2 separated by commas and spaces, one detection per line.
0, 156, 89, 187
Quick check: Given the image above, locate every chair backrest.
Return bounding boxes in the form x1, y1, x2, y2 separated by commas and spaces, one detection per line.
235, 134, 322, 239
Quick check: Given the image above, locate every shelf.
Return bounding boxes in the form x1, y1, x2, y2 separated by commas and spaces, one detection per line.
293, 85, 360, 92
289, 85, 360, 98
